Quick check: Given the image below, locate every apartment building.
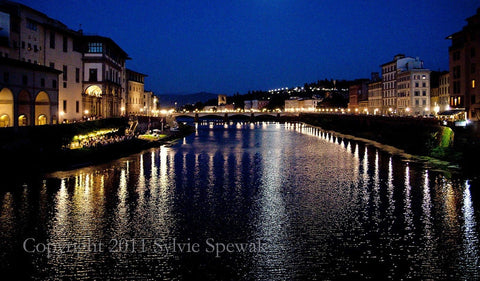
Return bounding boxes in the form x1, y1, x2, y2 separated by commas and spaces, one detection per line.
368, 80, 382, 114
381, 55, 423, 114
447, 8, 480, 120
396, 69, 431, 116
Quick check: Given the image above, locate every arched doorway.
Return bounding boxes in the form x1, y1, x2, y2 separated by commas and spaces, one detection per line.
37, 114, 47, 125
0, 88, 14, 127
0, 114, 10, 127
18, 90, 31, 126
18, 115, 28, 126
35, 91, 50, 125
84, 85, 103, 117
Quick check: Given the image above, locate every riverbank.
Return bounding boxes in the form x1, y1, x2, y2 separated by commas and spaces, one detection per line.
53, 125, 194, 172
299, 113, 480, 177
0, 119, 194, 185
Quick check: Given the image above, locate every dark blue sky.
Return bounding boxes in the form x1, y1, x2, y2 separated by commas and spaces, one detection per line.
21, 0, 479, 95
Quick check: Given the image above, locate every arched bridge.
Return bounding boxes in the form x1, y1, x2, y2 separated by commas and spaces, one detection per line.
173, 112, 299, 122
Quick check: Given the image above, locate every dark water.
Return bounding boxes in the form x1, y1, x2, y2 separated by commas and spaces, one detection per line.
1, 122, 479, 280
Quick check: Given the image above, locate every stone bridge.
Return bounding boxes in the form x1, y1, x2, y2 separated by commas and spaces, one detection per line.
173, 112, 298, 122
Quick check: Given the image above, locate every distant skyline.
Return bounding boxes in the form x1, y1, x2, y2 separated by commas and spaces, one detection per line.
19, 0, 479, 95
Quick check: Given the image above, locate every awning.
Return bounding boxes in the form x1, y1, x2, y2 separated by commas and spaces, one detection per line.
437, 109, 465, 116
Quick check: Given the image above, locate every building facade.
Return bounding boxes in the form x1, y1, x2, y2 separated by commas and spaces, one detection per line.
126, 69, 146, 115
0, 57, 60, 126
438, 72, 450, 112
82, 35, 129, 119
448, 8, 480, 120
396, 69, 431, 116
0, 1, 84, 122
348, 79, 369, 113
381, 55, 423, 115
368, 80, 382, 114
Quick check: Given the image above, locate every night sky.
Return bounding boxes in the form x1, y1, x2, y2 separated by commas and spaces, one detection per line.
20, 0, 479, 95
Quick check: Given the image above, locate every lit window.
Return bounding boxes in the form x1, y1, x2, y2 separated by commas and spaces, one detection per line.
87, 42, 103, 53
473, 80, 476, 89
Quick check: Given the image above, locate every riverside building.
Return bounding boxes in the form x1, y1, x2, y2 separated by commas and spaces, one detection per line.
447, 8, 480, 120
0, 1, 149, 127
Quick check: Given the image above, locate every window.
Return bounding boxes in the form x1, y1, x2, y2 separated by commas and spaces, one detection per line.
422, 82, 426, 87
422, 91, 426, 96
27, 43, 31, 51
3, 72, 9, 83
87, 42, 103, 53
89, 68, 98, 82
22, 75, 27, 85
63, 65, 67, 81
49, 62, 55, 69
415, 91, 420, 96
40, 78, 45, 87
21, 41, 25, 49
76, 101, 79, 113
52, 80, 57, 89
453, 51, 460, 61
26, 19, 37, 31
472, 64, 476, 74
415, 100, 419, 106
63, 36, 68, 52
415, 82, 419, 87
453, 66, 461, 79
473, 80, 476, 89
472, 95, 476, 105
423, 99, 426, 106
453, 81, 461, 94
422, 75, 426, 80
75, 68, 80, 83
63, 82, 67, 88
50, 31, 55, 49
63, 100, 67, 112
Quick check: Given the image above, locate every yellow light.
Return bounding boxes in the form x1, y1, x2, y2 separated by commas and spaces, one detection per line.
60, 111, 65, 116
406, 107, 410, 112
121, 107, 125, 111
84, 110, 89, 114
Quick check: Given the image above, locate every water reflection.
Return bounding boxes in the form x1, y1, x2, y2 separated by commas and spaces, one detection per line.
0, 122, 479, 279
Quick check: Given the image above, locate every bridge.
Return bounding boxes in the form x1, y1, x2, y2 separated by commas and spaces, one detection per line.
172, 111, 299, 122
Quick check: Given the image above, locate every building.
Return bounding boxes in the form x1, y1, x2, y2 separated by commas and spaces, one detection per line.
0, 57, 60, 126
348, 79, 369, 113
368, 78, 382, 115
438, 72, 450, 112
82, 35, 129, 119
396, 69, 431, 116
244, 100, 269, 111
126, 69, 146, 115
284, 98, 320, 112
0, 1, 84, 122
381, 54, 423, 115
447, 8, 480, 120
143, 90, 158, 115
218, 94, 226, 106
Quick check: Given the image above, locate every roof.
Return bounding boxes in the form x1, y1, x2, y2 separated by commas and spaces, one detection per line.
83, 35, 130, 59
0, 57, 62, 74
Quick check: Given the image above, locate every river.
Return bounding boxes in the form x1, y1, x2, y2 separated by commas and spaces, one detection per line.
0, 122, 479, 280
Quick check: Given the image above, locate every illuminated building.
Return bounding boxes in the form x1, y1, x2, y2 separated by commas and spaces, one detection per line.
0, 57, 60, 126
82, 35, 129, 119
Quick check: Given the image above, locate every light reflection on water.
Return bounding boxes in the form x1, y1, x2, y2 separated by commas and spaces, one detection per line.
0, 122, 479, 280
